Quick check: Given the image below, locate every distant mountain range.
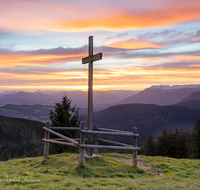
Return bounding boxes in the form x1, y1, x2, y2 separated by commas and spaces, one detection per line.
0, 90, 137, 109
1, 85, 200, 108
1, 92, 57, 105
121, 84, 200, 105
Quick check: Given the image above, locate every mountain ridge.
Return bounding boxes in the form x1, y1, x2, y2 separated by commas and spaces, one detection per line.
0, 90, 138, 108
174, 100, 200, 111
122, 85, 200, 105
180, 92, 200, 102
80, 103, 200, 145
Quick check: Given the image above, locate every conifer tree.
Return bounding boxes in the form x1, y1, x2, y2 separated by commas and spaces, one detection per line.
157, 129, 171, 156
191, 119, 200, 158
49, 95, 80, 154
142, 135, 156, 156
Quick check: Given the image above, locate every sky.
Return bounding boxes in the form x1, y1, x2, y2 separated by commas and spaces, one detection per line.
0, 0, 200, 91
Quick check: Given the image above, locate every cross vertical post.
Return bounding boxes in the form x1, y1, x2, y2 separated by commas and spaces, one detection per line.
88, 36, 93, 156
82, 36, 102, 156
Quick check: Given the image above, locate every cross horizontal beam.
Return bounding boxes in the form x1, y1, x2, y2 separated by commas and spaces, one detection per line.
82, 53, 102, 64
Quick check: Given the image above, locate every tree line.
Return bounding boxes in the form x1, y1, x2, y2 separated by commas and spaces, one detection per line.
0, 96, 80, 161
140, 119, 200, 159
0, 116, 44, 161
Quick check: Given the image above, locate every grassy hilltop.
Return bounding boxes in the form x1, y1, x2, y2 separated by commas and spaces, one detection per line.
0, 153, 200, 190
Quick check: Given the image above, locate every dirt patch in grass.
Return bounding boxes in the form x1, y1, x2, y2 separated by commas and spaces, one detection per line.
113, 157, 164, 177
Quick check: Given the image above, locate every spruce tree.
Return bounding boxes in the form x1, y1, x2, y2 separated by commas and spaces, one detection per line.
142, 135, 156, 156
157, 129, 171, 156
191, 119, 200, 158
49, 95, 80, 154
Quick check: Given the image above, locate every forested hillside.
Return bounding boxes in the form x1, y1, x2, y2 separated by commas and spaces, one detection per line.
80, 103, 200, 145
141, 119, 200, 159
0, 115, 44, 161
174, 100, 200, 110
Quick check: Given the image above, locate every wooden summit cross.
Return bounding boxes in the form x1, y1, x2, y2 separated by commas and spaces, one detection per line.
82, 36, 102, 156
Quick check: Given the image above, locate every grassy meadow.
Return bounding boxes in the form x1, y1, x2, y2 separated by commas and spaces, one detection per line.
0, 153, 200, 190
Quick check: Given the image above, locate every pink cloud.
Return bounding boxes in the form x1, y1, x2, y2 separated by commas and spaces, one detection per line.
0, 0, 200, 31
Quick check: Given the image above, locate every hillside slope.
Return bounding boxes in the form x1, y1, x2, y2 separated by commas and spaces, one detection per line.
180, 92, 200, 102
80, 103, 200, 145
174, 100, 200, 110
0, 153, 200, 189
0, 115, 44, 161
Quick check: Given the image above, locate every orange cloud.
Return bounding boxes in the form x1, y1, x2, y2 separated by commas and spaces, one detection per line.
135, 58, 171, 63
0, 0, 200, 31
51, 1, 200, 30
108, 39, 163, 49
1, 63, 200, 91
0, 51, 86, 67
173, 55, 200, 61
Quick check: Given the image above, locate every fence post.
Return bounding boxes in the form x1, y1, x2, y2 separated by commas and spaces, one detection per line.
44, 122, 50, 159
94, 125, 98, 155
132, 127, 138, 167
79, 122, 85, 166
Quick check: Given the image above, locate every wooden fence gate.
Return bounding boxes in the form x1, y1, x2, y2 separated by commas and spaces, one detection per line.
43, 122, 140, 167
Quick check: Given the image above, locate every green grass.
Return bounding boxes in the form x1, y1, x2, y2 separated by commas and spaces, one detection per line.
0, 153, 200, 189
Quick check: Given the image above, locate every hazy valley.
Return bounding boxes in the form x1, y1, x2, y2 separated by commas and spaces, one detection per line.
0, 84, 200, 149
0, 89, 137, 109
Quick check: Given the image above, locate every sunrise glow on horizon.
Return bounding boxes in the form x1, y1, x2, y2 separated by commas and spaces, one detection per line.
1, 0, 200, 91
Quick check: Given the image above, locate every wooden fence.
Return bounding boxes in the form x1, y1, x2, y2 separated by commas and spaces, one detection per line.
43, 122, 140, 167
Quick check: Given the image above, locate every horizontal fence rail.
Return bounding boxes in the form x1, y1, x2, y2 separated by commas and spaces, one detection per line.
43, 139, 78, 147
97, 127, 131, 134
97, 137, 133, 147
43, 127, 79, 145
80, 144, 140, 150
50, 127, 80, 130
50, 138, 87, 141
50, 138, 65, 141
81, 130, 140, 137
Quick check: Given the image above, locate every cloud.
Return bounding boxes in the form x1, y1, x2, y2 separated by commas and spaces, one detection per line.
0, 0, 200, 32
108, 39, 164, 49
0, 46, 88, 67
0, 42, 164, 68
1, 39, 200, 91
145, 60, 200, 71
136, 29, 200, 47
1, 59, 200, 90
196, 30, 200, 36
1, 42, 200, 69
105, 33, 129, 40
